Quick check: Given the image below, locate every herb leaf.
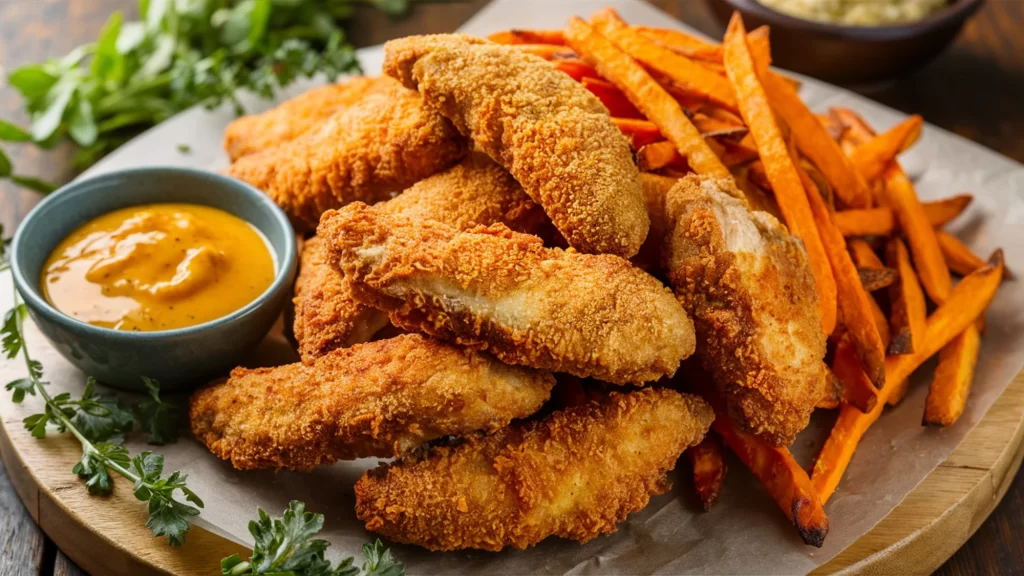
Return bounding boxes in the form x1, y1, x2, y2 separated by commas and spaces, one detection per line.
135, 376, 178, 445
70, 377, 135, 443
224, 501, 404, 575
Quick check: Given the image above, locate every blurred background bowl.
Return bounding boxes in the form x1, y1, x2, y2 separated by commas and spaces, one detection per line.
705, 0, 984, 85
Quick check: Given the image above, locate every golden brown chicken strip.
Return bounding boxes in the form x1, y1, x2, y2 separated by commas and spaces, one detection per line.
355, 387, 713, 551
663, 175, 828, 446
292, 236, 391, 362
292, 153, 547, 363
318, 203, 694, 384
189, 334, 554, 471
226, 77, 468, 230
383, 34, 649, 257
379, 152, 546, 231
223, 77, 393, 162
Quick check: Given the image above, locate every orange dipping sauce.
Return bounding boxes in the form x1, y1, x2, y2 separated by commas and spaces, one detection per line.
41, 204, 275, 332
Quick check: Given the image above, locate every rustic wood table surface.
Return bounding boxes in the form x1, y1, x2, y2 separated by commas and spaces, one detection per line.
1, 1, 1022, 574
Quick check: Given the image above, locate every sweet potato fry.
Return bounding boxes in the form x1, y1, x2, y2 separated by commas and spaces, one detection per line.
637, 141, 684, 172
691, 113, 749, 141
487, 29, 566, 45
591, 9, 739, 112
687, 434, 727, 512
804, 162, 886, 386
632, 25, 723, 62
882, 164, 953, 304
924, 194, 974, 227
723, 13, 837, 334
510, 43, 576, 60
886, 238, 927, 357
936, 230, 988, 278
848, 238, 884, 269
834, 194, 973, 236
611, 118, 664, 148
762, 74, 872, 209
566, 17, 730, 178
710, 139, 761, 167
583, 77, 644, 118
850, 115, 923, 183
858, 267, 897, 292
830, 107, 876, 145
925, 324, 982, 426
831, 334, 879, 413
552, 59, 600, 82
713, 413, 829, 547
812, 251, 1004, 501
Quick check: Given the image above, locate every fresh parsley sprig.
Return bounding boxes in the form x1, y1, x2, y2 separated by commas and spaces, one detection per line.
222, 501, 404, 576
1, 256, 202, 545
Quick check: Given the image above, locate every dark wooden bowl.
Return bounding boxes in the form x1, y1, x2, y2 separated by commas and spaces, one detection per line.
705, 0, 984, 85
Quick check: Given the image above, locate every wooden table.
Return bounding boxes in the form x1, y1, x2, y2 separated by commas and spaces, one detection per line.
0, 1, 1021, 574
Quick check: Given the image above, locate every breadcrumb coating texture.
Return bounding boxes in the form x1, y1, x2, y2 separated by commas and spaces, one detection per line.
292, 237, 391, 363
292, 153, 547, 362
189, 334, 554, 471
318, 203, 695, 384
222, 76, 393, 161
226, 77, 468, 230
383, 34, 649, 257
355, 387, 713, 551
663, 175, 828, 446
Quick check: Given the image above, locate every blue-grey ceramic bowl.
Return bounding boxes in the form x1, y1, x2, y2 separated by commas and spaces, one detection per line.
10, 167, 297, 392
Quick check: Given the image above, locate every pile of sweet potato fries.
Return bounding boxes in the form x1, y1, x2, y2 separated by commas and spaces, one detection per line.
490, 8, 1006, 546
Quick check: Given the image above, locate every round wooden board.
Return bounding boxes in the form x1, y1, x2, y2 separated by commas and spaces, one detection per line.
2, 373, 1023, 576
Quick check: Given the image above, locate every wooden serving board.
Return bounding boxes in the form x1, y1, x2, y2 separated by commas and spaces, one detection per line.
1, 371, 1021, 575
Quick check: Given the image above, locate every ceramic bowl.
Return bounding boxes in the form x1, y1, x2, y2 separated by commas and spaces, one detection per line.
706, 0, 984, 85
10, 167, 297, 392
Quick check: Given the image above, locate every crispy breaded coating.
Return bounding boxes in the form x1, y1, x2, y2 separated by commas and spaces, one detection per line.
632, 173, 682, 271
355, 388, 713, 551
292, 153, 547, 363
663, 175, 828, 446
380, 152, 546, 232
189, 334, 554, 471
383, 34, 649, 257
318, 203, 695, 384
223, 76, 393, 162
226, 77, 468, 230
292, 237, 391, 362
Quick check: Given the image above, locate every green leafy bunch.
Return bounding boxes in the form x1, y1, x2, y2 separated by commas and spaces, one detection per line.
222, 501, 405, 576
0, 0, 433, 189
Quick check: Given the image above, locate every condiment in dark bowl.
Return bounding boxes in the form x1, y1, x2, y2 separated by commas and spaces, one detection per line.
705, 0, 984, 85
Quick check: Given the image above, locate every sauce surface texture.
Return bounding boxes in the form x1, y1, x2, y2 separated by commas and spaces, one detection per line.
41, 203, 275, 332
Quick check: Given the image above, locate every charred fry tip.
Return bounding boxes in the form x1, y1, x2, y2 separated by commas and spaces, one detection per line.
791, 499, 829, 548
860, 392, 879, 414
887, 331, 914, 356
921, 416, 952, 428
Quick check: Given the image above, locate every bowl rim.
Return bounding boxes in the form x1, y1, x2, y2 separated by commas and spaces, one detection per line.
717, 0, 984, 39
10, 165, 297, 341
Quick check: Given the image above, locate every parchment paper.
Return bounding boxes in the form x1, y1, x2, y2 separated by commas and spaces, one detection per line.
3, 0, 1024, 573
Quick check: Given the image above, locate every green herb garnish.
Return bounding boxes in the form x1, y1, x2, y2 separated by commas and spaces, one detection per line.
221, 501, 404, 576
0, 0, 433, 191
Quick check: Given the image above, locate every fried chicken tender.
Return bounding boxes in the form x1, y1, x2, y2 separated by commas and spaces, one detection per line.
292, 153, 547, 363
189, 334, 554, 471
355, 387, 713, 551
223, 76, 393, 161
663, 175, 828, 446
383, 34, 649, 257
318, 202, 695, 384
292, 236, 391, 362
226, 77, 468, 230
